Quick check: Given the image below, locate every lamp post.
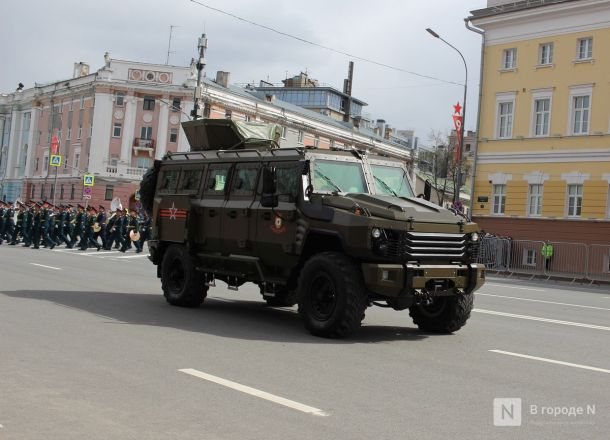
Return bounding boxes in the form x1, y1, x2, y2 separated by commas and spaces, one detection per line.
426, 28, 468, 206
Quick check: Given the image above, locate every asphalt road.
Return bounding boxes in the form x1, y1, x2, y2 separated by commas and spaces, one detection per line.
0, 244, 608, 440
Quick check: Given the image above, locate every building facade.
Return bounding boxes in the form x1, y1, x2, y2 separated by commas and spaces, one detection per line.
0, 55, 410, 208
469, 0, 610, 245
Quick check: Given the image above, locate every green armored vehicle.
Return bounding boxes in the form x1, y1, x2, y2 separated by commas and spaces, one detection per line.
140, 118, 485, 338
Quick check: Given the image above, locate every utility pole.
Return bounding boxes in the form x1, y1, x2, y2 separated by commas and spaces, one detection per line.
191, 34, 207, 120
165, 25, 178, 65
342, 61, 354, 123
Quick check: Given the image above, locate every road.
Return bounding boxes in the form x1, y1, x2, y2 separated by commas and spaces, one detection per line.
0, 244, 608, 440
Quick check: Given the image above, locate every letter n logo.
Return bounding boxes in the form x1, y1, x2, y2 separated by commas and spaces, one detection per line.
493, 398, 522, 426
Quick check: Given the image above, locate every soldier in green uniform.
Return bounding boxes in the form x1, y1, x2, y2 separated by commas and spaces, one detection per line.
121, 208, 141, 253
70, 205, 85, 248
23, 203, 34, 247
9, 202, 25, 245
0, 201, 6, 245
31, 203, 42, 249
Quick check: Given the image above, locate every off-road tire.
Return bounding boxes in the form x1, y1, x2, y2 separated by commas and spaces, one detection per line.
139, 162, 159, 215
297, 252, 367, 338
409, 293, 473, 333
161, 245, 207, 307
264, 288, 297, 307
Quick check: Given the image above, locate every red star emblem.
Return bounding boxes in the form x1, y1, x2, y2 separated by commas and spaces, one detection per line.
453, 102, 462, 115
168, 202, 178, 220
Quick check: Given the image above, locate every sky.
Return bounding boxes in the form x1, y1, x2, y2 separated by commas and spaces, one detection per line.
0, 0, 487, 146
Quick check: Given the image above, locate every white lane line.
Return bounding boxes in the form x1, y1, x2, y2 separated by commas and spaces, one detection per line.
179, 368, 329, 417
115, 254, 148, 259
477, 293, 610, 311
29, 263, 62, 270
484, 283, 545, 292
490, 350, 610, 374
473, 309, 610, 331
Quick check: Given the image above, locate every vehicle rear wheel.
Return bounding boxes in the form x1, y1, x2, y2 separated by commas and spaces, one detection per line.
297, 252, 367, 338
409, 293, 473, 333
161, 244, 207, 307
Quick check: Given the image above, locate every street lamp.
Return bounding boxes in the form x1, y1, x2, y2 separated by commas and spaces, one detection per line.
426, 28, 468, 206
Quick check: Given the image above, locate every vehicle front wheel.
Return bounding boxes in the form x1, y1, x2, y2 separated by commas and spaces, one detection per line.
297, 252, 367, 338
409, 293, 473, 333
161, 245, 208, 307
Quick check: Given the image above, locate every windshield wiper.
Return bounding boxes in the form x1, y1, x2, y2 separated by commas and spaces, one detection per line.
314, 169, 343, 192
373, 175, 398, 197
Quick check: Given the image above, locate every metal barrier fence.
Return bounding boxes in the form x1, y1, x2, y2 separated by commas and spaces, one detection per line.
477, 237, 610, 283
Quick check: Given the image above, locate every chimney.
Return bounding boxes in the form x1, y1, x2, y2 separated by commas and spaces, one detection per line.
265, 93, 275, 103
215, 71, 231, 88
376, 119, 386, 137
73, 62, 90, 78
385, 126, 393, 140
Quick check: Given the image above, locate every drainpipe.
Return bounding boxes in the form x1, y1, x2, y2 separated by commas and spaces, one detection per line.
464, 18, 485, 218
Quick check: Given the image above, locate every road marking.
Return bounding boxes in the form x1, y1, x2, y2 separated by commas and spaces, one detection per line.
490, 350, 610, 374
473, 309, 610, 331
179, 368, 328, 417
115, 254, 148, 259
477, 293, 610, 311
30, 263, 62, 270
484, 283, 545, 292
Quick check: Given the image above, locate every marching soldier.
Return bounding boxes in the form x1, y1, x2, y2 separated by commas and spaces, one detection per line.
10, 202, 25, 245
40, 202, 56, 249
70, 204, 85, 248
55, 205, 71, 247
23, 203, 34, 247
121, 208, 141, 253
0, 201, 6, 244
138, 212, 151, 251
64, 205, 75, 248
94, 205, 108, 250
31, 203, 42, 249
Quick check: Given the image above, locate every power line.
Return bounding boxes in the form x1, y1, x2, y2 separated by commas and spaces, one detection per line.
188, 0, 462, 87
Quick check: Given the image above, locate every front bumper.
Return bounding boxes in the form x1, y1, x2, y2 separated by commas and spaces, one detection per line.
361, 262, 485, 297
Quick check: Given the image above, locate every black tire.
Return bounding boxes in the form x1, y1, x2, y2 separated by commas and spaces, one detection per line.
297, 252, 367, 338
409, 293, 473, 333
139, 161, 160, 215
263, 288, 297, 307
161, 245, 207, 307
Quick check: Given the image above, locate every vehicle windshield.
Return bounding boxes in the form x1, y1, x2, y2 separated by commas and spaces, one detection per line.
370, 164, 414, 198
312, 159, 367, 193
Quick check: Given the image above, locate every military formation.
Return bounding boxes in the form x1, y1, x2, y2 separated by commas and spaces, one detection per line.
0, 201, 151, 252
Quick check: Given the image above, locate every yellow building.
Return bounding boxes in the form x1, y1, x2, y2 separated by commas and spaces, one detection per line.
468, 0, 610, 245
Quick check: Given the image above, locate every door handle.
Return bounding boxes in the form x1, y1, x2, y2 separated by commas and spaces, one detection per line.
263, 212, 272, 220
228, 210, 237, 219
209, 209, 216, 217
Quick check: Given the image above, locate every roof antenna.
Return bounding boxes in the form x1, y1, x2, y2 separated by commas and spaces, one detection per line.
165, 25, 178, 65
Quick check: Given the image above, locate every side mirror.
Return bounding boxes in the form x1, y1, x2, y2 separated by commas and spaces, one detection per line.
261, 166, 278, 208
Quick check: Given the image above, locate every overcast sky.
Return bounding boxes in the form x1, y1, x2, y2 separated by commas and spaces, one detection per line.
0, 0, 487, 146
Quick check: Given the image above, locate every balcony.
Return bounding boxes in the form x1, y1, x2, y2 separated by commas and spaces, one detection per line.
133, 138, 155, 157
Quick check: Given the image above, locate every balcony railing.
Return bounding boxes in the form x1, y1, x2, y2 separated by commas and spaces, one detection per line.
134, 138, 155, 148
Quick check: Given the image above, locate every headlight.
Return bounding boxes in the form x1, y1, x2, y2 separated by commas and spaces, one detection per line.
471, 232, 480, 242
371, 228, 382, 239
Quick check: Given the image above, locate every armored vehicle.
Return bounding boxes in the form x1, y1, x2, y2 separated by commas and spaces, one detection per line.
140, 118, 485, 338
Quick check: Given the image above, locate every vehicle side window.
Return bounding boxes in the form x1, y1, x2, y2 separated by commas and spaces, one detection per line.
230, 164, 260, 197
204, 164, 230, 195
179, 169, 203, 194
276, 163, 300, 202
159, 169, 180, 193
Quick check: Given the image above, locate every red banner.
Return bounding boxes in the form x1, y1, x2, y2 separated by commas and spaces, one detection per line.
452, 102, 463, 162
51, 135, 59, 155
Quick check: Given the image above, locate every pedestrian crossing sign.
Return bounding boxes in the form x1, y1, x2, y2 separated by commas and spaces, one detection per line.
83, 174, 95, 187
50, 155, 62, 167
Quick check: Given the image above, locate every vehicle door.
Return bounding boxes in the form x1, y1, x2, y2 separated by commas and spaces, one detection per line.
177, 165, 205, 245
254, 161, 301, 267
222, 162, 260, 255
199, 163, 231, 251
155, 166, 183, 242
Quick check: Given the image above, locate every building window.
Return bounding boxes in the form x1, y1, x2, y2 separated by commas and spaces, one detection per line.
492, 184, 506, 215
74, 153, 80, 169
577, 37, 593, 60
143, 96, 155, 111
572, 95, 590, 135
225, 109, 232, 119
70, 184, 75, 200
281, 126, 287, 139
171, 97, 181, 112
523, 249, 537, 267
539, 43, 553, 65
498, 102, 513, 139
527, 184, 543, 216
112, 123, 122, 138
140, 126, 153, 140
44, 155, 49, 172
297, 130, 304, 144
31, 185, 35, 199
116, 92, 125, 107
77, 126, 82, 140
40, 184, 45, 199
567, 184, 583, 217
137, 157, 151, 169
533, 98, 550, 136
35, 158, 39, 172
105, 185, 114, 201
60, 184, 64, 199
314, 136, 320, 148
169, 128, 178, 143
67, 127, 71, 140
502, 48, 517, 69
330, 140, 335, 149
80, 95, 85, 109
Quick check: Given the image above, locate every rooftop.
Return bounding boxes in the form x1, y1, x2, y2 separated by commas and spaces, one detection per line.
469, 0, 579, 19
